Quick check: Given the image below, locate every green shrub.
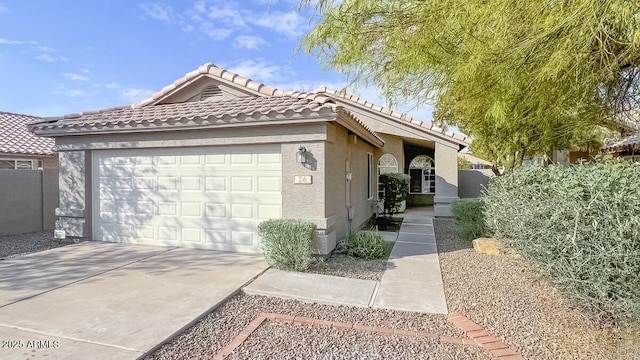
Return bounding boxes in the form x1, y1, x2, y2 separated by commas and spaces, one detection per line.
338, 230, 392, 260
482, 159, 640, 324
379, 173, 411, 215
451, 198, 485, 241
258, 219, 317, 272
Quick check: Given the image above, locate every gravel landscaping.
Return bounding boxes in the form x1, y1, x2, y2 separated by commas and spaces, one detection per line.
7, 220, 639, 359
307, 252, 388, 281
145, 294, 489, 360
434, 218, 640, 360
0, 231, 74, 259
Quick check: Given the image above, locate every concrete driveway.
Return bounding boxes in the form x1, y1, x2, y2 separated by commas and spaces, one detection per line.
0, 242, 268, 359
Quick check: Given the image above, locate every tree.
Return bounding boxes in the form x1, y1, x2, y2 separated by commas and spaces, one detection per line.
301, 0, 640, 169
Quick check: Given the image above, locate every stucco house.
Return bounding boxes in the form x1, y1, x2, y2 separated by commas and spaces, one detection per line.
0, 111, 56, 169
1, 111, 58, 235
29, 63, 470, 255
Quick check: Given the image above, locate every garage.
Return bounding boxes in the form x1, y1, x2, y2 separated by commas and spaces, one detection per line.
92, 144, 282, 253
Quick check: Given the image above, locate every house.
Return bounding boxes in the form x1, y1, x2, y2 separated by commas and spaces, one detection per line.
0, 111, 56, 169
601, 133, 640, 162
29, 63, 471, 255
0, 111, 58, 235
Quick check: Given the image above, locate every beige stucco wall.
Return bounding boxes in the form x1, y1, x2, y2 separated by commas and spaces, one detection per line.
458, 169, 494, 198
52, 122, 380, 254
434, 142, 460, 216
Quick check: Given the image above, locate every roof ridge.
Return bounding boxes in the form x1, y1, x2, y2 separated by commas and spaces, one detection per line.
312, 86, 472, 145
134, 63, 291, 108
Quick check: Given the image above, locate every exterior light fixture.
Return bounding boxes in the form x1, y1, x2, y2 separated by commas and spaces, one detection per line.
297, 146, 308, 164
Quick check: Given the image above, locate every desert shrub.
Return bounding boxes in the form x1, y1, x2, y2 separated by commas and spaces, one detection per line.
258, 219, 317, 272
451, 198, 485, 241
338, 230, 392, 260
482, 159, 640, 324
379, 173, 411, 215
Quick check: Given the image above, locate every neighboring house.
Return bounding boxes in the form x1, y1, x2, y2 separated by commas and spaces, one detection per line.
0, 111, 58, 235
29, 63, 470, 255
601, 133, 640, 162
0, 111, 56, 169
459, 153, 494, 169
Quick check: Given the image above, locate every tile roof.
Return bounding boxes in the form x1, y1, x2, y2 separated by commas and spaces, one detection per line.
133, 63, 469, 145
311, 86, 473, 146
0, 111, 56, 156
602, 132, 640, 152
135, 63, 336, 107
30, 95, 338, 136
29, 62, 465, 147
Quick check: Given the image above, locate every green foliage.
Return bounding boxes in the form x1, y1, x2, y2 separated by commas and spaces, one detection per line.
483, 160, 640, 324
458, 157, 471, 170
301, 0, 637, 169
258, 219, 317, 272
378, 173, 410, 215
338, 230, 392, 260
451, 198, 485, 241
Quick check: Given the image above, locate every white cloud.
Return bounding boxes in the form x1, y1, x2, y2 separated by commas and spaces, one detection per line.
64, 73, 90, 81
121, 88, 154, 102
139, 3, 174, 20
199, 23, 233, 41
226, 60, 282, 82
0, 6, 9, 13
82, 68, 90, 73
105, 82, 121, 89
65, 89, 87, 97
0, 38, 25, 45
251, 11, 308, 38
37, 54, 68, 62
234, 35, 267, 50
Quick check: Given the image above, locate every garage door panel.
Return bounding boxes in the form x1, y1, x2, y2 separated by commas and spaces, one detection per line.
93, 145, 281, 252
181, 228, 202, 242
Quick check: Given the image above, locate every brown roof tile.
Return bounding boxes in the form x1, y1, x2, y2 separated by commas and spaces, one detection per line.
0, 111, 56, 156
602, 132, 640, 152
312, 86, 472, 145
31, 96, 337, 135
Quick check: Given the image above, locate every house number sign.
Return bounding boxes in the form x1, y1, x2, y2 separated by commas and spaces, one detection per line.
294, 175, 312, 184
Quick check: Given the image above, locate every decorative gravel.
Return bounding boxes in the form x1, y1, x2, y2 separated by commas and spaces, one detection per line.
0, 231, 75, 259
228, 321, 487, 360
307, 253, 388, 281
434, 218, 640, 360
145, 294, 488, 360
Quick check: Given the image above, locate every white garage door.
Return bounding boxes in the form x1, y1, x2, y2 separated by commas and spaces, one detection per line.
92, 145, 282, 253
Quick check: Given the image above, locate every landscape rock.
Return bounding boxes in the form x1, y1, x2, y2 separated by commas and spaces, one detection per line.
472, 237, 502, 256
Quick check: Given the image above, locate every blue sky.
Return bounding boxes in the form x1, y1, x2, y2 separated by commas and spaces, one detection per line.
0, 0, 435, 122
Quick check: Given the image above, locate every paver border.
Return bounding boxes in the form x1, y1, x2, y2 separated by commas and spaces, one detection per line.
213, 312, 526, 360
448, 312, 525, 360
213, 312, 480, 360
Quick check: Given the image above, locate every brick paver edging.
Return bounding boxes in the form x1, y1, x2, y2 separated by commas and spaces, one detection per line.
448, 312, 525, 360
213, 312, 480, 359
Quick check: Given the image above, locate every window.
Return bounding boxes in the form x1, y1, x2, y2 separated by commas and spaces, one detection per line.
367, 153, 374, 199
377, 154, 398, 200
409, 155, 435, 194
0, 159, 36, 170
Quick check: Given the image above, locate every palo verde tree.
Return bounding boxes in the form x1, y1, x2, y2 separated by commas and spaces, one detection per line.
301, 0, 640, 169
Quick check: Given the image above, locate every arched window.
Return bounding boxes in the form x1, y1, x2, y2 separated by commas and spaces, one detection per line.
378, 154, 398, 175
377, 154, 399, 200
409, 155, 435, 194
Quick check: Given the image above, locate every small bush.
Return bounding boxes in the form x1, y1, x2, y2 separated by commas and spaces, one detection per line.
338, 230, 392, 260
379, 173, 411, 215
483, 159, 640, 324
451, 198, 485, 241
258, 219, 317, 272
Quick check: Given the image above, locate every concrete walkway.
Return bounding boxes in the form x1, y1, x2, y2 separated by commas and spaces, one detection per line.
245, 207, 448, 314
372, 207, 448, 314
0, 243, 268, 360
